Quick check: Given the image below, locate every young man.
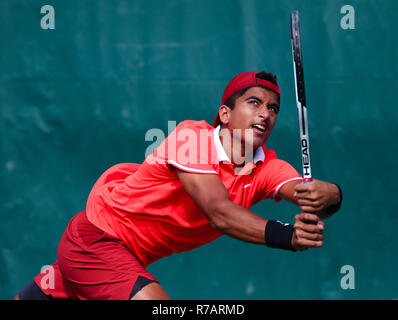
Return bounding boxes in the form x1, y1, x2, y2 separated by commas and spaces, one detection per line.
15, 71, 342, 300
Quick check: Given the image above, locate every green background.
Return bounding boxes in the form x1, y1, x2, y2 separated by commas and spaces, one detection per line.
1, 0, 397, 299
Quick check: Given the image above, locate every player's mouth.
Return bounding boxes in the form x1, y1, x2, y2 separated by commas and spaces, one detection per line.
250, 123, 267, 135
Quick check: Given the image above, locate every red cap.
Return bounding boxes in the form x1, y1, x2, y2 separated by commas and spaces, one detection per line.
213, 72, 281, 127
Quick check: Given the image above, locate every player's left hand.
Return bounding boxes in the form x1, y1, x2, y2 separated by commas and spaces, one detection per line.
293, 180, 341, 213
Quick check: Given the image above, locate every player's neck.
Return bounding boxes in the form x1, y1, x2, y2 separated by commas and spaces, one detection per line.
219, 129, 254, 167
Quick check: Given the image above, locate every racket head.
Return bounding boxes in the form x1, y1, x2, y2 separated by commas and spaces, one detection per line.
290, 11, 306, 107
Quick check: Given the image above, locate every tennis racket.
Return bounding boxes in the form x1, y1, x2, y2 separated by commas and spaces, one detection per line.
291, 11, 313, 184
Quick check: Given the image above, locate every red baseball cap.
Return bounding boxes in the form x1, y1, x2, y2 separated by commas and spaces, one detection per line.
212, 71, 281, 127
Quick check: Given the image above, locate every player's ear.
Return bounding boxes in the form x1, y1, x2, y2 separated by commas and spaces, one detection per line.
218, 105, 231, 125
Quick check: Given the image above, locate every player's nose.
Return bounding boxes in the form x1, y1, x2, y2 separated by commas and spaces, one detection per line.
258, 106, 271, 120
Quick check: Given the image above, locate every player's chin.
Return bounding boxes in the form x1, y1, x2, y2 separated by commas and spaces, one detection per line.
252, 132, 268, 148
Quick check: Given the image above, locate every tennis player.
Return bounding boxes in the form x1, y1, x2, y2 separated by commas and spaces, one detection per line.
14, 71, 342, 300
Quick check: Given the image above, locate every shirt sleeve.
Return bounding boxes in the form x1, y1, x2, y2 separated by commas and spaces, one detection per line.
258, 156, 303, 202
150, 120, 218, 174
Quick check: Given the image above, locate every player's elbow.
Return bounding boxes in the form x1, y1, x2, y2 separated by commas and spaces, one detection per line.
205, 199, 231, 231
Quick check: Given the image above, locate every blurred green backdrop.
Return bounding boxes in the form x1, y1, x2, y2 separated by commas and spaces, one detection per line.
1, 0, 397, 299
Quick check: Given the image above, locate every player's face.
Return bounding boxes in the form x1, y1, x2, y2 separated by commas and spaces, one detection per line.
223, 86, 280, 150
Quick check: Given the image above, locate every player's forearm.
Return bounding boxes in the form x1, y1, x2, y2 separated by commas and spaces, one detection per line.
207, 200, 267, 244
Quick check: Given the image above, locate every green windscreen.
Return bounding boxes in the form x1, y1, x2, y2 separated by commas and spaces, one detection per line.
1, 0, 397, 299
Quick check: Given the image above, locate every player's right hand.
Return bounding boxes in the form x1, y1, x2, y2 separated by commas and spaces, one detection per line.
291, 213, 325, 251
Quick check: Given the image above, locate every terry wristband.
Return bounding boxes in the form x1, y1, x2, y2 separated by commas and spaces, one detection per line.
265, 220, 295, 251
323, 183, 343, 214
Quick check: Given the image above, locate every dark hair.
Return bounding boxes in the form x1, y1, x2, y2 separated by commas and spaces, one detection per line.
223, 71, 278, 109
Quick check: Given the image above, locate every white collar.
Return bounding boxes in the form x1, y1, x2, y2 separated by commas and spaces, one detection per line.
213, 125, 265, 163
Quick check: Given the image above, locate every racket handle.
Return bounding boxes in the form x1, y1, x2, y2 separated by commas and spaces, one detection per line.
302, 178, 317, 224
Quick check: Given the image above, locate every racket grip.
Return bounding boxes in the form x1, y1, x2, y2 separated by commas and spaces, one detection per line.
302, 178, 317, 224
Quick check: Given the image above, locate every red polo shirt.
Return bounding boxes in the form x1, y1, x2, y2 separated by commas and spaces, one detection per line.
86, 120, 302, 266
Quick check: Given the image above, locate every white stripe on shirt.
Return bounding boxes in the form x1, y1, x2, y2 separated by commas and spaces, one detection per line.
273, 177, 303, 198
168, 160, 217, 174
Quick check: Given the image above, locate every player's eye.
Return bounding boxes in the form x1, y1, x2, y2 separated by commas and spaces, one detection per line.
269, 105, 279, 114
249, 100, 260, 105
